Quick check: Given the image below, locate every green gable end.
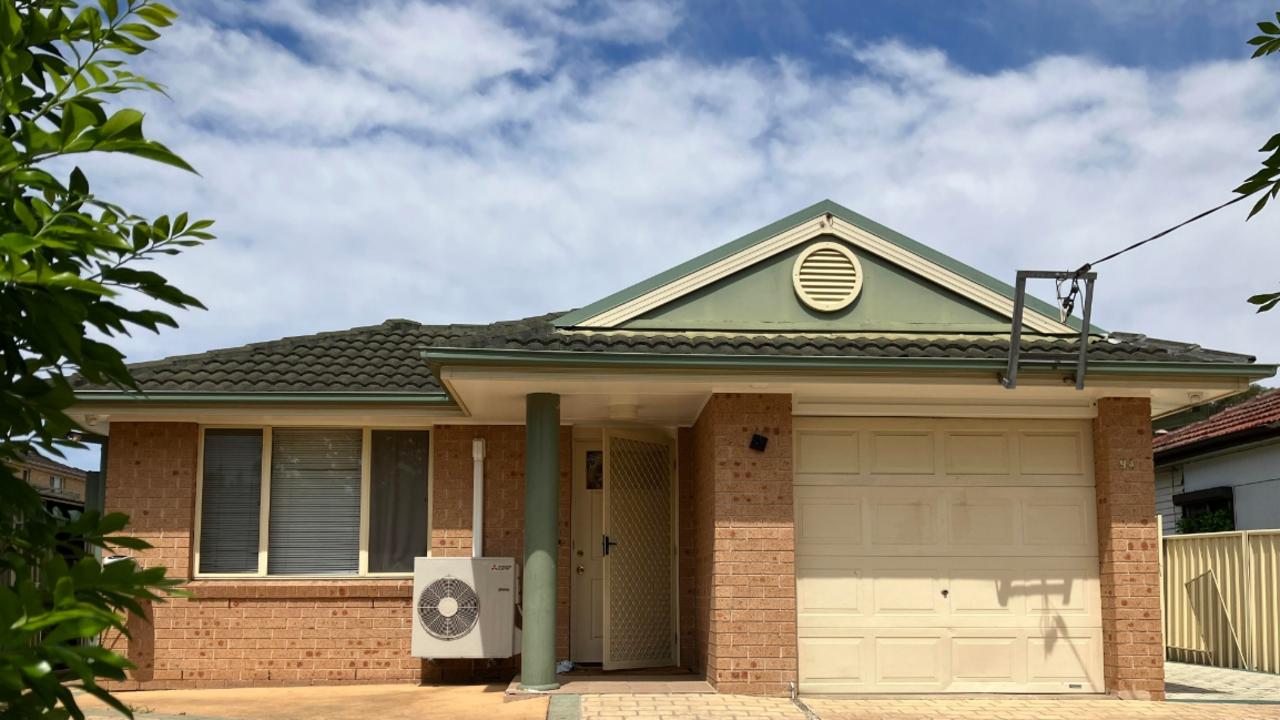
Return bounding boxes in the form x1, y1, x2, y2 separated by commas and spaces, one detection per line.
557, 199, 1092, 334
620, 235, 1010, 333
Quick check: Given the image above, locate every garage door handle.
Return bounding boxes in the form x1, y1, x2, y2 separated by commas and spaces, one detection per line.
941, 589, 949, 598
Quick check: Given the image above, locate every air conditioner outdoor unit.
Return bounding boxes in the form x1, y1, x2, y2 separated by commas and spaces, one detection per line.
411, 557, 516, 659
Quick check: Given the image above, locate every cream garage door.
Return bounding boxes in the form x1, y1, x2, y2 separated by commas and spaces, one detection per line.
794, 417, 1103, 694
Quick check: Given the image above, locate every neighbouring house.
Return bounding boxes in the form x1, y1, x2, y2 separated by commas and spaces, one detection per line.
1154, 388, 1280, 535
68, 200, 1275, 700
9, 450, 88, 513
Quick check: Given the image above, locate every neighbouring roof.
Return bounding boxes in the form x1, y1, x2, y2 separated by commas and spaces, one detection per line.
72, 313, 1261, 397
11, 450, 88, 480
1153, 388, 1280, 457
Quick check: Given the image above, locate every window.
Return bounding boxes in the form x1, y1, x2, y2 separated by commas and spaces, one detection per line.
368, 430, 430, 573
198, 429, 263, 573
196, 427, 430, 576
1174, 486, 1235, 534
50, 475, 63, 491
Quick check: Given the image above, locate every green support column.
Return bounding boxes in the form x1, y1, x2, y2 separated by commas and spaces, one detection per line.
521, 393, 560, 691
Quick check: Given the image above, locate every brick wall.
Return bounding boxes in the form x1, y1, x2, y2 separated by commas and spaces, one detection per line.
427, 425, 572, 680
104, 423, 422, 689
104, 421, 579, 689
1093, 397, 1164, 700
689, 394, 796, 696
103, 422, 200, 679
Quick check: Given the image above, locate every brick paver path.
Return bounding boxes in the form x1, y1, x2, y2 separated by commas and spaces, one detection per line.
580, 694, 805, 720
1165, 661, 1280, 702
581, 693, 1280, 720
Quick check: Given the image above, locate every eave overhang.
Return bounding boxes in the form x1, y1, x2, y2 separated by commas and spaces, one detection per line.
421, 346, 1276, 380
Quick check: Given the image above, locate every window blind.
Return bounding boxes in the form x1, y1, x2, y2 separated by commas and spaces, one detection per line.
267, 428, 361, 575
198, 429, 263, 573
368, 430, 429, 573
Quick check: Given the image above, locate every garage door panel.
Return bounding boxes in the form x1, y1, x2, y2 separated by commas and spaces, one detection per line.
797, 430, 860, 475
1027, 631, 1102, 689
799, 557, 1099, 630
1018, 431, 1086, 475
948, 498, 1017, 546
942, 431, 1012, 475
869, 495, 939, 548
951, 636, 1019, 682
947, 572, 1021, 617
1022, 495, 1095, 551
872, 572, 944, 616
797, 500, 863, 545
795, 417, 1102, 695
869, 431, 937, 475
876, 637, 946, 688
796, 486, 1096, 558
797, 566, 864, 617
795, 418, 1092, 488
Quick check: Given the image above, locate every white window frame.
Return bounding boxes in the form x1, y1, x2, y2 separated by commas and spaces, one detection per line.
192, 424, 433, 579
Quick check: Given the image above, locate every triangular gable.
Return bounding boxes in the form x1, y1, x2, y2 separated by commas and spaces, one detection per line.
554, 200, 1084, 334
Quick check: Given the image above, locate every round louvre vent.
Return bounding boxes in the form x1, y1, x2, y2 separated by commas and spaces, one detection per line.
792, 241, 863, 312
417, 576, 480, 641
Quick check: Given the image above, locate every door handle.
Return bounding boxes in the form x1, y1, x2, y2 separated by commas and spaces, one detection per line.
576, 565, 585, 575
602, 534, 618, 556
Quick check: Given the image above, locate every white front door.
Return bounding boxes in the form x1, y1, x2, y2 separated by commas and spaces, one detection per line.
570, 440, 605, 663
602, 428, 677, 671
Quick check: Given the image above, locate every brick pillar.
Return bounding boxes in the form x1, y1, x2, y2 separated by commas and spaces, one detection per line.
691, 393, 796, 696
104, 421, 200, 684
1093, 397, 1164, 700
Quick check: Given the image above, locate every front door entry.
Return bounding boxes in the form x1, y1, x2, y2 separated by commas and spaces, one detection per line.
601, 428, 676, 670
570, 440, 605, 663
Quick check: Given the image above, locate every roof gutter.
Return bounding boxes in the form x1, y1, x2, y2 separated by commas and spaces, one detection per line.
71, 391, 457, 405
422, 347, 1277, 379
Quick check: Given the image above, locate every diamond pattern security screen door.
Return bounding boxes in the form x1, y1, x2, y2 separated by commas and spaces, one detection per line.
602, 429, 677, 671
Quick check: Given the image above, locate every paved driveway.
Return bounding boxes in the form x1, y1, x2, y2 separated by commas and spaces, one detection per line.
80, 683, 546, 720
75, 662, 1280, 720
1165, 661, 1280, 702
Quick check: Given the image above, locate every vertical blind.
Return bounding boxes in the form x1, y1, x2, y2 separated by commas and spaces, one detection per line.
198, 429, 263, 573
368, 430, 430, 573
268, 428, 362, 575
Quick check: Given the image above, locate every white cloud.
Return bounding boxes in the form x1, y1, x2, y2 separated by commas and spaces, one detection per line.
77, 1, 1280, 407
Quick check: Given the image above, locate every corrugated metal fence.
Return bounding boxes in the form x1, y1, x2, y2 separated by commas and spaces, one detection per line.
1162, 528, 1280, 673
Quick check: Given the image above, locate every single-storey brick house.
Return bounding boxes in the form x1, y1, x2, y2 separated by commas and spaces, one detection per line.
70, 200, 1275, 700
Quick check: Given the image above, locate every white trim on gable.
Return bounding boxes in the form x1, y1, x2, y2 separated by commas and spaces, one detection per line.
574, 214, 1074, 334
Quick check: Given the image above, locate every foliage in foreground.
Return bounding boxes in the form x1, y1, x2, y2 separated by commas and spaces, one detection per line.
1, 1, 212, 717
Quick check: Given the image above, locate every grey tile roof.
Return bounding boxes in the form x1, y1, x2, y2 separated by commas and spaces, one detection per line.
73, 312, 1260, 395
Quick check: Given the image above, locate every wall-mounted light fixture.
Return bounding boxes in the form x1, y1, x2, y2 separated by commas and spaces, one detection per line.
749, 434, 768, 452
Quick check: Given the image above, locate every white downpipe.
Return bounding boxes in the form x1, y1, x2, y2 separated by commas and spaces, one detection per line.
471, 438, 486, 558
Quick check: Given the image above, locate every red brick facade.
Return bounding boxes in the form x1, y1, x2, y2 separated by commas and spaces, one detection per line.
689, 394, 797, 696
103, 394, 1162, 699
424, 425, 572, 681
1093, 397, 1165, 700
104, 423, 419, 689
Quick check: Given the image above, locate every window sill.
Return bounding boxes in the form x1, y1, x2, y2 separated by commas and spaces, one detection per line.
187, 577, 413, 600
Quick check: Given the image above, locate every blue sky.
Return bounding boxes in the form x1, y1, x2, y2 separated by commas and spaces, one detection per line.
55, 0, 1280, 470
669, 1, 1271, 73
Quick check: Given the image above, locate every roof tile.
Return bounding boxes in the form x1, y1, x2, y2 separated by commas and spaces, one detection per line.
1153, 388, 1280, 455
72, 312, 1259, 396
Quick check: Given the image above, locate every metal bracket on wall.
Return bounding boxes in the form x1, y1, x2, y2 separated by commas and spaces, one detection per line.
1001, 269, 1096, 391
